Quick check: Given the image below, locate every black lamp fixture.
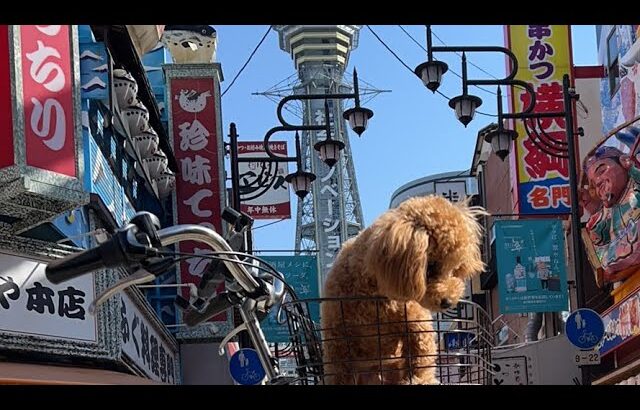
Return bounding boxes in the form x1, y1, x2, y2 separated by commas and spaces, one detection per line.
342, 69, 374, 136
315, 101, 345, 167
448, 53, 482, 127
484, 123, 518, 161
413, 28, 448, 92
228, 68, 374, 208
482, 88, 517, 161
287, 131, 317, 199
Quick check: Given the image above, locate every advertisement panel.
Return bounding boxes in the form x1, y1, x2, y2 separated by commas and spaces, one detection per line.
238, 141, 290, 219
507, 25, 573, 214
495, 219, 569, 314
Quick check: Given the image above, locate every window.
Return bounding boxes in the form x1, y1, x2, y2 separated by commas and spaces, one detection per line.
607, 28, 621, 96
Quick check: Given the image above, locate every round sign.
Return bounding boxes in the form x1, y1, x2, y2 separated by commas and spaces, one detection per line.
565, 308, 605, 350
229, 348, 266, 385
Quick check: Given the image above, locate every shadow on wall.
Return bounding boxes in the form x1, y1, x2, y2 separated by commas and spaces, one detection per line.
180, 343, 235, 385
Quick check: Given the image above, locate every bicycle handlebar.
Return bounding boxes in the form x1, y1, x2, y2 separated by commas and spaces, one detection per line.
46, 218, 261, 296
156, 224, 260, 293
46, 231, 129, 284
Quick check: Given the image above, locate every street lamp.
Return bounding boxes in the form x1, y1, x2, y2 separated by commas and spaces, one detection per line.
227, 68, 374, 208
314, 101, 345, 167
448, 53, 483, 127
413, 26, 448, 92
418, 25, 588, 370
342, 69, 374, 136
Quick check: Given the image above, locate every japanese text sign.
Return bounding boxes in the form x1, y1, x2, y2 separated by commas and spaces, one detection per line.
170, 76, 226, 322
259, 255, 319, 343
506, 25, 573, 214
238, 141, 291, 220
21, 25, 77, 177
494, 219, 569, 314
0, 252, 96, 342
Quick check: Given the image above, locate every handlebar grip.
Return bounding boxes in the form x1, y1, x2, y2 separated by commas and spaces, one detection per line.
183, 292, 236, 327
45, 235, 125, 284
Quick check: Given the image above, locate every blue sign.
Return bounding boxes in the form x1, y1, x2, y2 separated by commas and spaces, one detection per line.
444, 331, 474, 350
495, 219, 569, 314
79, 42, 109, 100
599, 290, 640, 356
566, 309, 605, 350
229, 348, 266, 385
517, 177, 570, 215
259, 255, 319, 343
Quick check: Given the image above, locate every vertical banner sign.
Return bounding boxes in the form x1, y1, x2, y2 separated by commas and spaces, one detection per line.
120, 293, 178, 384
20, 25, 77, 177
308, 96, 346, 288
495, 219, 569, 314
237, 141, 291, 220
259, 255, 319, 343
171, 77, 225, 321
0, 25, 13, 170
506, 25, 573, 214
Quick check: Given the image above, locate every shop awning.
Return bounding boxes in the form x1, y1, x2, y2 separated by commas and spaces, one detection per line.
0, 362, 166, 385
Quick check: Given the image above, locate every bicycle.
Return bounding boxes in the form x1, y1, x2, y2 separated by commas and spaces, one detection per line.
46, 208, 309, 385
578, 332, 598, 345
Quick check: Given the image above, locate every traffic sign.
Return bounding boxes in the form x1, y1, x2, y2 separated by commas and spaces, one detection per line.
229, 348, 266, 385
565, 308, 605, 350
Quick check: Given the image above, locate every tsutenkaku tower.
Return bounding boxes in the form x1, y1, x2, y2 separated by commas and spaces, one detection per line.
273, 25, 365, 289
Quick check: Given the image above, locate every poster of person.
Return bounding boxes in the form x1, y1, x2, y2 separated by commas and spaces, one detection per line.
494, 219, 569, 314
580, 26, 640, 286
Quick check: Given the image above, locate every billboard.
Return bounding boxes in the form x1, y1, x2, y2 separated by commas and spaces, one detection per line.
21, 25, 78, 177
238, 141, 291, 219
598, 287, 640, 356
506, 25, 573, 215
258, 255, 319, 343
0, 252, 96, 342
581, 26, 640, 288
494, 219, 569, 314
166, 67, 231, 337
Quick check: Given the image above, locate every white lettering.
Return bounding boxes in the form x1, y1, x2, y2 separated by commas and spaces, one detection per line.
30, 97, 65, 151
25, 40, 65, 92
36, 25, 62, 36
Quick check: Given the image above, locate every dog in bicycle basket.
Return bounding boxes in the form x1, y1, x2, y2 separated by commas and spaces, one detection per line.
320, 195, 486, 385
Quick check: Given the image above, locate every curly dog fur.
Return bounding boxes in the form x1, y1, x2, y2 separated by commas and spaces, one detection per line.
320, 195, 485, 385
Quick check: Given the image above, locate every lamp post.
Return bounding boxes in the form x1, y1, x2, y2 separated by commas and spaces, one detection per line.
416, 25, 588, 383
227, 68, 374, 210
225, 69, 373, 352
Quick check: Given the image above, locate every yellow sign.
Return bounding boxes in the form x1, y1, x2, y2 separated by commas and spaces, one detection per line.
506, 25, 573, 215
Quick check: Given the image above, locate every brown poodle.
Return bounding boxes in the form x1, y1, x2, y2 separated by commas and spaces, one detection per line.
320, 195, 485, 385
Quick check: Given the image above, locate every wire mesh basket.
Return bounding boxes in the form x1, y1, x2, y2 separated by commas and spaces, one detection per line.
278, 297, 495, 385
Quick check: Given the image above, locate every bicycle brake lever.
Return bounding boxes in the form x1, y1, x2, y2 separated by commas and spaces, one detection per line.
88, 268, 156, 315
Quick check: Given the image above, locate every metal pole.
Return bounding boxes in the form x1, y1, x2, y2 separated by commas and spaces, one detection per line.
563, 73, 590, 385
563, 74, 585, 310
229, 123, 242, 212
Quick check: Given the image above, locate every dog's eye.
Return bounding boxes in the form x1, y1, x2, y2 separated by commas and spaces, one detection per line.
427, 261, 438, 273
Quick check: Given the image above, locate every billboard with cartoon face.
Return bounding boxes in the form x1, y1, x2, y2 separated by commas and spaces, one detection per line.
580, 26, 640, 287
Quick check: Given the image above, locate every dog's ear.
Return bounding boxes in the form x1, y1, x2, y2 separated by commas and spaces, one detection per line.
364, 210, 428, 301
453, 199, 488, 278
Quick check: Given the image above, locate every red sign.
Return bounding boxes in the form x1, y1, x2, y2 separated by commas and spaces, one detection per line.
20, 25, 76, 177
238, 141, 291, 220
171, 77, 225, 321
0, 25, 13, 169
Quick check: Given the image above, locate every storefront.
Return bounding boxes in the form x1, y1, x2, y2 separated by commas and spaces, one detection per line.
0, 235, 180, 384
0, 24, 180, 385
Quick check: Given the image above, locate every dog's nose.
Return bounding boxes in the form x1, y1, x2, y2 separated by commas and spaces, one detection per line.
440, 298, 452, 309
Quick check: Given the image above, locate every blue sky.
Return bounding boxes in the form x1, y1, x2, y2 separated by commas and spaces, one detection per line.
215, 25, 598, 253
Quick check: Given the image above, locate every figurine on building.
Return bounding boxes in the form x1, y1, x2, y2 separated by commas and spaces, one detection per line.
581, 145, 640, 284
